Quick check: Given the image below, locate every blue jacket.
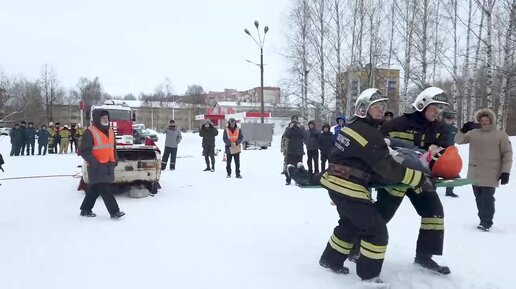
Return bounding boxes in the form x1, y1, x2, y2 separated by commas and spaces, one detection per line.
37, 128, 50, 145
24, 127, 37, 143
333, 115, 346, 142
444, 123, 458, 144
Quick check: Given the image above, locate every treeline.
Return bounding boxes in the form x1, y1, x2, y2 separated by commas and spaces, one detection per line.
282, 0, 515, 128
0, 65, 207, 124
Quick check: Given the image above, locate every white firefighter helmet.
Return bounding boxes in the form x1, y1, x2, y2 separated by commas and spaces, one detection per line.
354, 88, 389, 118
412, 87, 449, 112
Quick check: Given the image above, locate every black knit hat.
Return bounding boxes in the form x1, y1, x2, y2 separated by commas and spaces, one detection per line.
442, 111, 456, 119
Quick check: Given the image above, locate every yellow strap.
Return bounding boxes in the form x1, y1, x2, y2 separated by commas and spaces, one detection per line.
402, 169, 414, 185
360, 247, 386, 260
421, 224, 445, 230
389, 131, 414, 141
328, 234, 353, 254
330, 234, 354, 249
409, 170, 422, 187
320, 173, 371, 201
342, 127, 368, 147
421, 217, 444, 225
361, 240, 386, 253
386, 188, 406, 197
329, 236, 352, 255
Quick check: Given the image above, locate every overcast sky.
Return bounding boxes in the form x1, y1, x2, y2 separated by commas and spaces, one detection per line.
0, 0, 290, 96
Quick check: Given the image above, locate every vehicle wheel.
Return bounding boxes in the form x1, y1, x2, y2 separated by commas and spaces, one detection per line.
149, 181, 159, 195
260, 146, 268, 150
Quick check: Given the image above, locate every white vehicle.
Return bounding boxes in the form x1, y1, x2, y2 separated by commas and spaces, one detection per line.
81, 146, 162, 196
133, 123, 145, 130
0, 127, 11, 136
79, 100, 162, 196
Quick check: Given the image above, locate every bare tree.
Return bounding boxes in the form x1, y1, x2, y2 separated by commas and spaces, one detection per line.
471, 2, 485, 117
462, 0, 475, 123
497, 0, 516, 129
477, 0, 497, 109
442, 0, 460, 117
12, 79, 44, 122
77, 77, 104, 122
39, 64, 51, 121
0, 72, 18, 122
283, 0, 313, 120
307, 0, 329, 111
396, 0, 419, 111
327, 0, 347, 113
184, 84, 206, 106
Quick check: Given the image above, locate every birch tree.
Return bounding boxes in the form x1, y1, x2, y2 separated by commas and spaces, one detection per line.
284, 0, 313, 120
477, 0, 497, 109
497, 0, 516, 129
471, 4, 485, 117
462, 0, 475, 123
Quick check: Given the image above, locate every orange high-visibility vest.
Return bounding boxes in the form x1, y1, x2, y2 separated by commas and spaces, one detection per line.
226, 128, 239, 143
89, 126, 116, 164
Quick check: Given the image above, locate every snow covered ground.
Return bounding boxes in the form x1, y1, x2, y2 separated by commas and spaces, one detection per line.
0, 132, 514, 289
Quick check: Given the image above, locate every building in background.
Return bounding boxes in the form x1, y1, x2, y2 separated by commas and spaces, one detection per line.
52, 104, 81, 125
205, 87, 281, 105
337, 67, 400, 117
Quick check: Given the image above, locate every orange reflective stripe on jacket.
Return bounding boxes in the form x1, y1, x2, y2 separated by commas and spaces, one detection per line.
226, 128, 239, 143
89, 126, 116, 164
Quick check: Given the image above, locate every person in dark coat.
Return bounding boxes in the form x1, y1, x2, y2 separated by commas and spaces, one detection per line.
441, 111, 459, 197
284, 120, 305, 185
53, 122, 61, 153
9, 123, 16, 156
377, 86, 452, 274
19, 121, 27, 155
9, 123, 23, 156
281, 115, 299, 174
199, 119, 219, 172
318, 88, 432, 284
223, 118, 244, 178
333, 115, 346, 142
69, 123, 78, 153
305, 120, 320, 174
381, 111, 394, 126
24, 122, 36, 156
79, 110, 124, 219
0, 152, 4, 172
36, 124, 50, 155
318, 123, 334, 171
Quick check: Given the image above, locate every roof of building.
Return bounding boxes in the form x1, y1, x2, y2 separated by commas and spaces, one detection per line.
216, 101, 314, 108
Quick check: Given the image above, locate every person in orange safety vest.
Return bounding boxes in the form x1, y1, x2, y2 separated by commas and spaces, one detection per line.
79, 109, 125, 220
222, 118, 244, 178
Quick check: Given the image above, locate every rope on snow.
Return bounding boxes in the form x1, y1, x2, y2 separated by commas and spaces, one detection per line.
0, 172, 82, 181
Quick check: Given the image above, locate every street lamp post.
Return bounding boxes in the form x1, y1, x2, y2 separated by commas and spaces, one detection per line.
244, 20, 269, 124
